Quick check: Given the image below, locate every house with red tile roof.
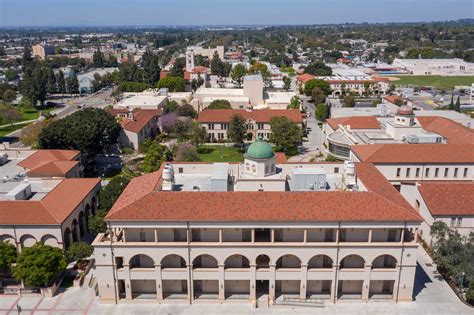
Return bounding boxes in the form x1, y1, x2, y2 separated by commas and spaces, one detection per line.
0, 178, 101, 251
197, 109, 303, 142
17, 149, 82, 178
92, 138, 421, 304
107, 108, 162, 150
400, 181, 474, 245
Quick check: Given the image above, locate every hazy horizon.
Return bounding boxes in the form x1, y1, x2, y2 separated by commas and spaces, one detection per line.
0, 0, 472, 27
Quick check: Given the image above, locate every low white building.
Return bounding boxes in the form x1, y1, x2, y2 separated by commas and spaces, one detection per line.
115, 90, 168, 109
392, 58, 474, 76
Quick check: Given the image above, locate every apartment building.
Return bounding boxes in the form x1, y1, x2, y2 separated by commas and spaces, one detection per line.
297, 74, 390, 96
32, 44, 55, 60
93, 139, 421, 306
197, 109, 303, 142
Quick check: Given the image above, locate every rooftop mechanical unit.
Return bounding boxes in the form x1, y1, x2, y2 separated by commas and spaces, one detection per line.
292, 168, 328, 191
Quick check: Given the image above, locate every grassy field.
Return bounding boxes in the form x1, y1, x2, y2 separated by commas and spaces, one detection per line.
389, 75, 474, 90
0, 122, 31, 137
197, 145, 244, 162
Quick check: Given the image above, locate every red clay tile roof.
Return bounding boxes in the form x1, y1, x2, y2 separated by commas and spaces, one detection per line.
27, 161, 79, 177
184, 66, 208, 80
197, 109, 303, 124
417, 116, 474, 145
275, 152, 287, 164
297, 74, 315, 83
419, 182, 474, 216
326, 116, 380, 130
116, 109, 161, 133
18, 150, 80, 170
0, 178, 100, 225
384, 95, 403, 104
355, 163, 414, 211
105, 162, 421, 223
351, 144, 474, 164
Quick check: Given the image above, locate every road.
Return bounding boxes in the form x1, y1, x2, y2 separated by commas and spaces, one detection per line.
289, 96, 325, 162
1, 88, 114, 147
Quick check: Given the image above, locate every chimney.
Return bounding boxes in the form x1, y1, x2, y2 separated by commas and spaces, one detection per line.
127, 109, 134, 120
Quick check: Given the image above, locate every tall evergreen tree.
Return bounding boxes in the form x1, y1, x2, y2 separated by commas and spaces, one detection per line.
46, 67, 57, 94
455, 95, 461, 112
66, 72, 79, 94
92, 47, 104, 68
57, 70, 66, 94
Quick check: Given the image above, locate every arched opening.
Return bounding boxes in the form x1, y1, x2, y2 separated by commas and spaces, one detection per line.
0, 234, 16, 245
276, 254, 301, 269
91, 197, 97, 215
340, 255, 365, 269
161, 254, 186, 269
308, 255, 333, 269
78, 212, 86, 238
256, 254, 270, 269
192, 254, 218, 269
85, 205, 91, 233
41, 235, 59, 247
20, 234, 36, 248
71, 220, 79, 242
372, 255, 397, 269
129, 254, 155, 269
224, 254, 250, 269
63, 228, 71, 249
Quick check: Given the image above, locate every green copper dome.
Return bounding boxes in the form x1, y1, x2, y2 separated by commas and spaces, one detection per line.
246, 137, 274, 159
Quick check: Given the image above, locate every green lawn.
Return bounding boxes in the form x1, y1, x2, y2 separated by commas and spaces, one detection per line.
19, 109, 40, 121
389, 75, 474, 90
197, 145, 244, 162
0, 122, 31, 137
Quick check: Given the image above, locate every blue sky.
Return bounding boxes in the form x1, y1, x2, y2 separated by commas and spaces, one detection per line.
0, 0, 472, 27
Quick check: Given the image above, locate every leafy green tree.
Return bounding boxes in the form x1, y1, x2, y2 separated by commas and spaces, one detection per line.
191, 74, 204, 91
343, 95, 356, 107
211, 51, 223, 76
207, 99, 232, 109
231, 64, 246, 88
325, 154, 338, 162
176, 104, 197, 118
115, 82, 151, 94
228, 114, 246, 145
311, 87, 327, 104
189, 122, 207, 147
269, 116, 302, 155
304, 61, 332, 76
88, 209, 108, 234
304, 79, 331, 96
141, 51, 161, 85
163, 100, 179, 114
4, 69, 18, 82
2, 89, 16, 103
115, 61, 145, 83
169, 57, 186, 77
455, 96, 461, 112
38, 108, 121, 159
66, 72, 79, 94
315, 103, 330, 121
65, 242, 93, 262
21, 61, 48, 106
283, 76, 292, 91
448, 94, 455, 110
46, 67, 57, 94
287, 96, 301, 109
92, 48, 104, 68
175, 144, 201, 162
0, 103, 21, 126
20, 118, 55, 147
156, 76, 185, 92
13, 243, 67, 287
0, 241, 17, 277
141, 143, 172, 173
99, 175, 130, 211
57, 70, 67, 94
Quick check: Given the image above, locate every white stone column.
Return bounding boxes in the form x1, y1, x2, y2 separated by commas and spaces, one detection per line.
250, 264, 256, 303
155, 264, 163, 301
269, 264, 276, 304
124, 264, 132, 300
362, 264, 372, 301
187, 264, 194, 303
300, 264, 308, 300
218, 264, 225, 302
331, 264, 338, 303
393, 263, 401, 301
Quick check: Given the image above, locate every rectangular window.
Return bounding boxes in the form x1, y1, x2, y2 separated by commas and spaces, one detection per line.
416, 168, 420, 177
257, 123, 264, 130
396, 168, 401, 178
444, 168, 449, 178
178, 167, 183, 174
454, 168, 458, 178
334, 167, 339, 174
425, 168, 430, 178
208, 123, 214, 130
139, 231, 146, 242
406, 168, 411, 178
457, 218, 462, 227
464, 168, 468, 178
435, 168, 439, 178
221, 124, 227, 130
